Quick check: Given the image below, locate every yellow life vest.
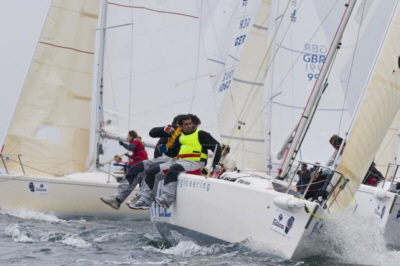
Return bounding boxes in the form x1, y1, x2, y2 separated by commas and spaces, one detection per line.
166, 128, 182, 148
177, 128, 207, 161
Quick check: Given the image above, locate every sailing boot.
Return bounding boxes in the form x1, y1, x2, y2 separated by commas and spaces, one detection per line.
154, 181, 177, 209
100, 195, 121, 210
128, 183, 153, 210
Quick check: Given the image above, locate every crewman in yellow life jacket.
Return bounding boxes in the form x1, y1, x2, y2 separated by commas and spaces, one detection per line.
100, 114, 203, 210
149, 114, 185, 158
130, 114, 221, 210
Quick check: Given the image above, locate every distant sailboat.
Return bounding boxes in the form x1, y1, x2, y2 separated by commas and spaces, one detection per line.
0, 0, 220, 220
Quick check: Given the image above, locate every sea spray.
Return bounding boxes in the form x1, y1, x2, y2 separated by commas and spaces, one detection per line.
318, 211, 391, 265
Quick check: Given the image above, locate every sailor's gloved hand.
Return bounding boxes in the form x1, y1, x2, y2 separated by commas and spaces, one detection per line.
158, 144, 168, 154
164, 125, 175, 134
119, 141, 124, 146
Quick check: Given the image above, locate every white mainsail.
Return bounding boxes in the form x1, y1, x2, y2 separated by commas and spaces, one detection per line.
329, 0, 400, 212
217, 0, 270, 171
2, 1, 100, 176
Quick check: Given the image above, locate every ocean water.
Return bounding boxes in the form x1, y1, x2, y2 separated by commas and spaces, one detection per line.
1, 209, 400, 266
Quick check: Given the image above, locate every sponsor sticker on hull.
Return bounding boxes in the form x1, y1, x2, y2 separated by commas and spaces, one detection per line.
28, 181, 48, 194
270, 208, 295, 238
373, 201, 387, 221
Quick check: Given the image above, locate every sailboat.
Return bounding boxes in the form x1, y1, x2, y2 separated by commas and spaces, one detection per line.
261, 0, 400, 248
353, 114, 400, 246
0, 0, 146, 220
150, 0, 400, 260
0, 0, 220, 220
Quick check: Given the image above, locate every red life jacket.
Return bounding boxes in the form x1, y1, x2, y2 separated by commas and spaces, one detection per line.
128, 138, 148, 165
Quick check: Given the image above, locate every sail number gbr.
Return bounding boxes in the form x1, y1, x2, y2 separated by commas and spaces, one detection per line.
303, 43, 327, 81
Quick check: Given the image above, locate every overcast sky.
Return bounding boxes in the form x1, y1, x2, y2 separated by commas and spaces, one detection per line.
0, 0, 51, 148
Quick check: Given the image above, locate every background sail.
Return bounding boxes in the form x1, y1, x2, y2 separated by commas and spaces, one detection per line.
329, 1, 400, 212
99, 1, 221, 162
217, 0, 271, 171
200, 0, 240, 88
265, 0, 350, 174
2, 0, 100, 176
210, 0, 262, 113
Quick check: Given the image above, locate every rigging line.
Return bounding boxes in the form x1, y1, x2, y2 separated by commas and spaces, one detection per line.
128, 9, 134, 131
265, 0, 302, 97
3, 157, 78, 177
338, 0, 367, 136
272, 100, 348, 111
206, 0, 224, 63
188, 1, 203, 112
104, 35, 118, 131
270, 0, 342, 97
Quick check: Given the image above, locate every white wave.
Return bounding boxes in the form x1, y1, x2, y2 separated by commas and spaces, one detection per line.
318, 212, 400, 266
60, 233, 92, 248
0, 208, 64, 223
93, 232, 128, 243
4, 223, 37, 243
76, 258, 139, 265
144, 240, 231, 257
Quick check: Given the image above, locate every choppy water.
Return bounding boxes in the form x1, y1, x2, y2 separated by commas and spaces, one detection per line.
1, 209, 400, 266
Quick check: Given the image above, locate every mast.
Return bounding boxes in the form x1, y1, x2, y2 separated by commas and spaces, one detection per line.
94, 0, 108, 168
278, 0, 357, 178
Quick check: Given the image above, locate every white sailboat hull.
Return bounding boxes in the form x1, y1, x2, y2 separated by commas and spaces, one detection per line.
355, 184, 400, 246
151, 173, 326, 260
0, 172, 148, 220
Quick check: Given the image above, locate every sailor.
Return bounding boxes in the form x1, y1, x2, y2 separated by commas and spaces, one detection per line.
296, 163, 311, 195
130, 114, 221, 210
362, 162, 384, 186
99, 130, 149, 210
318, 134, 346, 197
119, 130, 148, 166
113, 154, 130, 175
218, 144, 237, 173
204, 144, 237, 178
99, 114, 200, 210
150, 114, 186, 158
